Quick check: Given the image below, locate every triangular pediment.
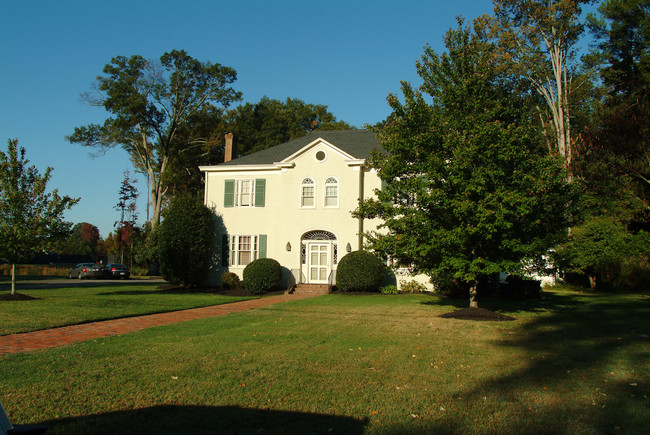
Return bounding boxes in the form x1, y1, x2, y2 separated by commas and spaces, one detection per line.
280, 138, 357, 164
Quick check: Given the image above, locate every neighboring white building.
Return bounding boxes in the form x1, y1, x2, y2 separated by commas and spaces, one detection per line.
200, 129, 386, 288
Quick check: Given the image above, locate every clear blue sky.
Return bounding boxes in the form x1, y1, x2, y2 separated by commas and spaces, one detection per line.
1, 0, 496, 238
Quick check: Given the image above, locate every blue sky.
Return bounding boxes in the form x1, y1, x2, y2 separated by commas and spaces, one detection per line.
1, 0, 496, 238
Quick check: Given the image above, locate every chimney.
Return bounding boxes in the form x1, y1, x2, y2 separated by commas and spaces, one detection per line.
224, 132, 234, 163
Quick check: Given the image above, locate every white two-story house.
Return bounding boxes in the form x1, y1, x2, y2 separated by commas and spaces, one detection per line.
200, 129, 386, 288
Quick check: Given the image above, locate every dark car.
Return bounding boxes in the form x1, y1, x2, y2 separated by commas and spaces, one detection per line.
68, 263, 104, 279
104, 263, 130, 279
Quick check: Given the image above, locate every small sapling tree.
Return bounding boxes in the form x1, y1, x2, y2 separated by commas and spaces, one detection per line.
0, 139, 79, 294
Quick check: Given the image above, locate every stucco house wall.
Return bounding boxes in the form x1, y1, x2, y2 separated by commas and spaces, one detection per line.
200, 130, 429, 290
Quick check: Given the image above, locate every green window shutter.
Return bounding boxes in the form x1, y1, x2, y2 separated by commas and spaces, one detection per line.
254, 179, 266, 207
381, 179, 388, 191
258, 234, 267, 258
224, 180, 235, 207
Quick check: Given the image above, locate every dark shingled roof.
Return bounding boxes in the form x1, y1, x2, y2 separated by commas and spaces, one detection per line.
221, 129, 381, 166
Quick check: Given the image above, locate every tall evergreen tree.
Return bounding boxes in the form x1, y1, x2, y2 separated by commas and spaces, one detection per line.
586, 0, 650, 219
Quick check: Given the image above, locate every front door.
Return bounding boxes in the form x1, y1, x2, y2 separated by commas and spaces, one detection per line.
308, 243, 330, 283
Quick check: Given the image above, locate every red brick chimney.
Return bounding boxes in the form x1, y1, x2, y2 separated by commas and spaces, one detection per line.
224, 132, 234, 163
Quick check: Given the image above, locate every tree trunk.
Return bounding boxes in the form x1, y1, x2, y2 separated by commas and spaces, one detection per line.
588, 274, 597, 292
469, 282, 478, 308
11, 263, 16, 295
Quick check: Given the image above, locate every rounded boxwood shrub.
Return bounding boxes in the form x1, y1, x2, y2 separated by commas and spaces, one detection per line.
243, 258, 282, 295
336, 250, 386, 292
221, 272, 241, 290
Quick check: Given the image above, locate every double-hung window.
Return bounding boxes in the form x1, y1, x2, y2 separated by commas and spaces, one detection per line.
301, 178, 315, 207
324, 177, 339, 207
224, 179, 266, 207
229, 234, 267, 266
237, 180, 253, 207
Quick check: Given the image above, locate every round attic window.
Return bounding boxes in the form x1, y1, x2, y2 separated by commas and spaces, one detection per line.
315, 150, 327, 161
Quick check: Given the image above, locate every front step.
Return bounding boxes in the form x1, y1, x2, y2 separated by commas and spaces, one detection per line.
290, 284, 331, 295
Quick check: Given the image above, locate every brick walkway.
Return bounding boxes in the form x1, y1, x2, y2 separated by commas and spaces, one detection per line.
0, 293, 318, 357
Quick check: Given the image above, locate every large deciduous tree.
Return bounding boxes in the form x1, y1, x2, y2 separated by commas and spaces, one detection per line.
225, 96, 353, 156
357, 19, 575, 307
492, 0, 591, 178
67, 50, 242, 228
59, 222, 102, 260
0, 139, 79, 294
162, 96, 352, 193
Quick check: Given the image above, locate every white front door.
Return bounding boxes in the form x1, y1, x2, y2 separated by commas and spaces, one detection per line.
308, 242, 330, 283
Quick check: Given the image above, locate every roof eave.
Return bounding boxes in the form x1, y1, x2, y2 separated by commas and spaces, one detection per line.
199, 164, 286, 173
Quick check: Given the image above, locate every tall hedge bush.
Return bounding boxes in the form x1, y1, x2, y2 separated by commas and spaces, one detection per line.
157, 193, 214, 288
336, 250, 386, 292
243, 258, 282, 295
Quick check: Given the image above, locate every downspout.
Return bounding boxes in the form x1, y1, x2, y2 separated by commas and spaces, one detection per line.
357, 165, 365, 250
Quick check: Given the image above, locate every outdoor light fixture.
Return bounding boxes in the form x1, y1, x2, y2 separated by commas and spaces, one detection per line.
346, 243, 352, 253
286, 242, 291, 251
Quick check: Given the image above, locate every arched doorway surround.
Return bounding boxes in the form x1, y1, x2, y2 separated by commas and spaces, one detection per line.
301, 230, 338, 284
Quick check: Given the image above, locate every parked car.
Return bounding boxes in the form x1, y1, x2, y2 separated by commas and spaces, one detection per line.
103, 263, 130, 279
68, 263, 104, 279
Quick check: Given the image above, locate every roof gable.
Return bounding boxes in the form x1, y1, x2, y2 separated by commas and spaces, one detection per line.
219, 129, 380, 166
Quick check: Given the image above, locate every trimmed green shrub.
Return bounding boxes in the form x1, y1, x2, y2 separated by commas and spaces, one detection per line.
380, 285, 399, 295
157, 193, 214, 288
336, 250, 386, 292
400, 280, 427, 293
221, 272, 241, 290
243, 258, 282, 295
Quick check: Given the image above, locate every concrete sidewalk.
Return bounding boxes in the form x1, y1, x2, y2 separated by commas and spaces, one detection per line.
0, 293, 318, 357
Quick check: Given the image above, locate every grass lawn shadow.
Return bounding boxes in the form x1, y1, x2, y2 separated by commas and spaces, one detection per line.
38, 405, 368, 435
419, 289, 587, 315
454, 291, 650, 433
97, 288, 216, 296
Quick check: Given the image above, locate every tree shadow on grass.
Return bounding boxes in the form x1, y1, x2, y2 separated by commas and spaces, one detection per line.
419, 290, 587, 314
38, 405, 368, 435
97, 288, 218, 296
431, 292, 650, 433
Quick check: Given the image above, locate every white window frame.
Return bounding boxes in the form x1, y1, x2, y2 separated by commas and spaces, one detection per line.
230, 235, 259, 266
235, 179, 255, 207
324, 176, 339, 208
301, 177, 316, 208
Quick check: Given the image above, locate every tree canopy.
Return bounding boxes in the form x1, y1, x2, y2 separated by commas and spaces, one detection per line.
492, 0, 592, 178
67, 50, 242, 228
0, 139, 79, 293
358, 19, 575, 306
584, 0, 650, 219
225, 96, 353, 156
58, 222, 102, 260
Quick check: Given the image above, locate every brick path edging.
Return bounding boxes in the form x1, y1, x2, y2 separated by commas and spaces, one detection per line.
0, 293, 318, 357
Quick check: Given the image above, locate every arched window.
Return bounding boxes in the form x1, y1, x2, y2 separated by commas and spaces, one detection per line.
324, 177, 339, 207
301, 178, 315, 207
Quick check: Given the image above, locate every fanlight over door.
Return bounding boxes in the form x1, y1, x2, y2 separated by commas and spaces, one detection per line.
302, 231, 337, 284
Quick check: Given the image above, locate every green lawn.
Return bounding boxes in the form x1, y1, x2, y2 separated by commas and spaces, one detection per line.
1, 288, 649, 434
0, 284, 253, 335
